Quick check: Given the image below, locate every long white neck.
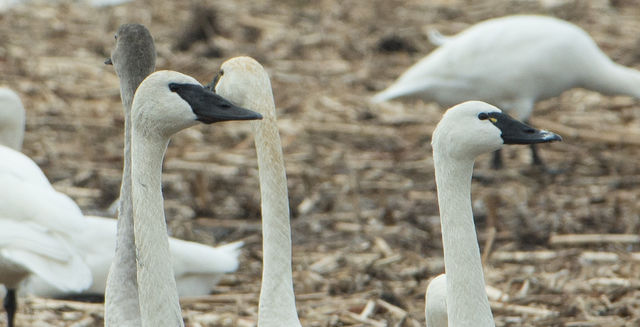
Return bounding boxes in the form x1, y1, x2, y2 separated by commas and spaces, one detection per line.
131, 127, 184, 327
251, 91, 301, 327
104, 71, 142, 326
581, 60, 640, 99
433, 153, 494, 326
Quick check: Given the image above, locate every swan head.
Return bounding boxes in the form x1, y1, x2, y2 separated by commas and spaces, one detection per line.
131, 70, 262, 138
209, 56, 274, 113
432, 101, 561, 160
0, 87, 26, 151
105, 24, 156, 81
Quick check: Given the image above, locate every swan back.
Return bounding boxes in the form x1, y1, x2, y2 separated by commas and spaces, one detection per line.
0, 88, 25, 151
425, 274, 448, 327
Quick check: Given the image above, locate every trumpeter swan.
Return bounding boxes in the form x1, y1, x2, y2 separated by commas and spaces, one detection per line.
373, 15, 640, 167
129, 70, 261, 326
104, 23, 156, 327
214, 56, 302, 327
0, 88, 92, 327
427, 101, 561, 326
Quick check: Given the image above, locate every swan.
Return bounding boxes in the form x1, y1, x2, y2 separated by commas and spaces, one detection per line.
0, 86, 241, 303
128, 70, 261, 326
214, 56, 302, 327
372, 15, 640, 167
426, 101, 561, 326
0, 88, 93, 327
21, 216, 242, 299
104, 23, 155, 327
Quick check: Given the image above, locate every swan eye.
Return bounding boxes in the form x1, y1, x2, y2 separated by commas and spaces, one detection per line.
168, 83, 179, 92
114, 34, 117, 40
478, 113, 489, 120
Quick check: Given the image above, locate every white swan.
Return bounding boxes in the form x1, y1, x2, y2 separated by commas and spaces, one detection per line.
214, 56, 302, 327
0, 88, 93, 327
426, 101, 561, 326
22, 216, 242, 298
128, 70, 261, 326
104, 23, 156, 327
0, 86, 241, 303
373, 15, 640, 166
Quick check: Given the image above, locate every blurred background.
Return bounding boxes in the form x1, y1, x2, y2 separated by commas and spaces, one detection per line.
1, 0, 640, 326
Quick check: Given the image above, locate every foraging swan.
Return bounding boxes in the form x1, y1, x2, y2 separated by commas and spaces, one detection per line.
0, 88, 92, 327
427, 101, 561, 326
104, 23, 155, 327
373, 15, 640, 167
214, 57, 302, 327
22, 216, 242, 298
129, 70, 261, 326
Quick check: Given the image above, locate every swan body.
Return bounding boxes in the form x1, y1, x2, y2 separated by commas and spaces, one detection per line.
0, 89, 92, 327
214, 56, 302, 327
22, 216, 242, 298
428, 101, 561, 326
373, 15, 640, 121
129, 70, 261, 326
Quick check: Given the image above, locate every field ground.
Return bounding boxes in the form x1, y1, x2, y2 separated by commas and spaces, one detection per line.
1, 0, 640, 326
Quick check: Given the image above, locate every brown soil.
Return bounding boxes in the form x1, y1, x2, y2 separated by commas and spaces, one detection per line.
1, 0, 640, 326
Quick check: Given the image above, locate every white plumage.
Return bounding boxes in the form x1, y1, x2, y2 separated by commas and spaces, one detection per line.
373, 15, 640, 122
0, 87, 92, 327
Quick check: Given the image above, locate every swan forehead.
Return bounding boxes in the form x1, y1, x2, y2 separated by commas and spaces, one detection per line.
220, 56, 263, 74
142, 70, 200, 88
444, 101, 501, 120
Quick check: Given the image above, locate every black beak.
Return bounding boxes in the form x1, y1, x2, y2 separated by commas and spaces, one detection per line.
169, 83, 262, 123
487, 112, 562, 144
105, 58, 113, 65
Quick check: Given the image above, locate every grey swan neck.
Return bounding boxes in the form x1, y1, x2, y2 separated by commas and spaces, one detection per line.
105, 24, 156, 326
131, 127, 183, 327
433, 153, 494, 326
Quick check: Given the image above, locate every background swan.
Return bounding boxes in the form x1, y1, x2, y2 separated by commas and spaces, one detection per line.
0, 87, 92, 327
0, 85, 241, 302
104, 23, 156, 327
373, 15, 640, 167
428, 101, 561, 326
129, 70, 261, 326
22, 216, 242, 298
214, 56, 302, 327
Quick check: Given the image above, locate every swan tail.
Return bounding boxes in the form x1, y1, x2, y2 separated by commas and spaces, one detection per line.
427, 29, 451, 46
0, 221, 92, 292
170, 239, 242, 275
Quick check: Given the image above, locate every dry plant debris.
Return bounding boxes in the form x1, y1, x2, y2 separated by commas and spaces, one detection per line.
1, 0, 640, 326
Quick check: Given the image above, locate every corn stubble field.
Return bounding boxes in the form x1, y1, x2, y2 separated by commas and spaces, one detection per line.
2, 0, 640, 326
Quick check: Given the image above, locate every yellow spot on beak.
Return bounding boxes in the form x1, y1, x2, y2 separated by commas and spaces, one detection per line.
489, 117, 498, 123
